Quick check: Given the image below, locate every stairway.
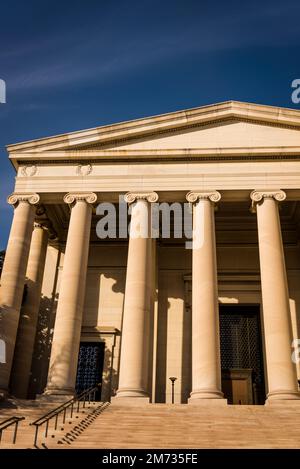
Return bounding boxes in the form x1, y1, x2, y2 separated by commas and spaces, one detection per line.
59, 403, 300, 449
2, 401, 300, 448
0, 399, 57, 448
0, 399, 105, 448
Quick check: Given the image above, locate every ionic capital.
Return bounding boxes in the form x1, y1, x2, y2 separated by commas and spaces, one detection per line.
63, 192, 97, 206
250, 190, 286, 212
124, 191, 159, 204
186, 191, 221, 204
7, 193, 40, 208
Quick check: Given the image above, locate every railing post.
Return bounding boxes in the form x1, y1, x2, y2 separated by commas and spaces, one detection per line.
45, 420, 49, 438
34, 426, 39, 447
27, 385, 101, 447
13, 422, 18, 444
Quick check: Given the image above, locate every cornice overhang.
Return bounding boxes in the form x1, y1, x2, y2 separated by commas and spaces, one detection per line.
12, 146, 300, 167
6, 100, 300, 169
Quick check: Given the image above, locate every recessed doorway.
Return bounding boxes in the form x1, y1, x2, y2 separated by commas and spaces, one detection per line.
75, 341, 105, 400
219, 305, 265, 404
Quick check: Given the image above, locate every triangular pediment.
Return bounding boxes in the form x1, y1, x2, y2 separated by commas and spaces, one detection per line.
77, 118, 300, 151
6, 101, 300, 167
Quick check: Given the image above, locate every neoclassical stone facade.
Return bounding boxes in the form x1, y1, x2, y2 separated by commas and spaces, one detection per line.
1, 101, 300, 405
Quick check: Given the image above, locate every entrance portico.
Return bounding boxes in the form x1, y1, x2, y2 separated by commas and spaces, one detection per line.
1, 101, 300, 404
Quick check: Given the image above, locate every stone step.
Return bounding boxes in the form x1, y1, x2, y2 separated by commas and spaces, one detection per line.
2, 402, 300, 449
61, 403, 300, 449
0, 400, 104, 448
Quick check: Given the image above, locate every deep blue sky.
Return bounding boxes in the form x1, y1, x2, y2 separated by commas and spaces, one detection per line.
1, 0, 300, 249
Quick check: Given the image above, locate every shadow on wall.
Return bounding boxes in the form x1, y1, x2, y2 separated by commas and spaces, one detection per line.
84, 270, 125, 328
107, 272, 126, 295
28, 269, 124, 400
27, 293, 58, 398
102, 345, 119, 401
28, 298, 120, 401
292, 297, 300, 349
155, 274, 192, 404
100, 273, 125, 400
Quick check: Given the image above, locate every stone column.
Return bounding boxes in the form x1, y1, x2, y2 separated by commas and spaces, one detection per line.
10, 222, 49, 398
43, 192, 97, 398
0, 193, 40, 397
250, 190, 300, 402
115, 191, 158, 402
186, 191, 225, 403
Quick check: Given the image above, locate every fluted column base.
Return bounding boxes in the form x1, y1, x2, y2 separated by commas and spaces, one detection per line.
265, 390, 300, 405
188, 389, 227, 405
111, 396, 150, 406
112, 387, 150, 405
115, 388, 149, 398
43, 385, 75, 396
38, 385, 75, 402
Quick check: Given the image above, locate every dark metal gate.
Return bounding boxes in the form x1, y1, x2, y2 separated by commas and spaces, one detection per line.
219, 305, 265, 404
75, 342, 105, 399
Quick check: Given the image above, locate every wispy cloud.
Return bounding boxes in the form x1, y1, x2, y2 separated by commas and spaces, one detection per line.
3, 1, 300, 93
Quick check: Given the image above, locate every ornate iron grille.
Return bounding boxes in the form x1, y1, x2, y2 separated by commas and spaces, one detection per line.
219, 306, 264, 389
75, 342, 104, 398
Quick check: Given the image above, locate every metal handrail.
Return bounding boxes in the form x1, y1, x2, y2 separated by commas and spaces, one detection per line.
0, 416, 25, 444
31, 383, 101, 447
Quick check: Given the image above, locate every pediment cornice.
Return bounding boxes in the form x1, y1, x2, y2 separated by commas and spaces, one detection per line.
7, 100, 300, 169
7, 101, 300, 154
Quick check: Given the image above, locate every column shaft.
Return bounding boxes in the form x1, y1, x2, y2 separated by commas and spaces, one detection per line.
10, 223, 49, 398
44, 193, 96, 397
116, 192, 158, 401
251, 190, 300, 401
0, 193, 39, 396
186, 191, 225, 402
